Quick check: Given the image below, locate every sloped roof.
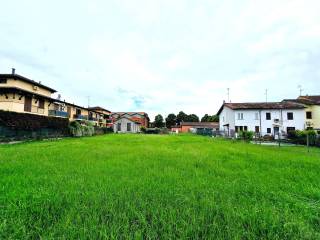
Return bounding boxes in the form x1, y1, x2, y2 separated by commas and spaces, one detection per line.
88, 106, 111, 113
217, 101, 305, 115
113, 116, 141, 124
0, 73, 57, 93
111, 112, 148, 116
297, 96, 320, 105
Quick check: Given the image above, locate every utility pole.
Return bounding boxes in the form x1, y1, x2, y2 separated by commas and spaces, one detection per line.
265, 89, 268, 103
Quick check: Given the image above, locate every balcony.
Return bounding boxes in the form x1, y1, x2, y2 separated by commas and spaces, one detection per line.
49, 110, 69, 118
73, 114, 88, 120
89, 117, 98, 121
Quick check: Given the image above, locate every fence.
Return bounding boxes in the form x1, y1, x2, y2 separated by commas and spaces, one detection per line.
0, 110, 69, 142
194, 128, 320, 148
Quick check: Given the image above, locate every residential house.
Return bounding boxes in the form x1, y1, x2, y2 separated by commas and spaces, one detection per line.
111, 112, 149, 128
113, 117, 141, 133
88, 106, 111, 127
0, 69, 57, 116
284, 96, 320, 131
171, 122, 219, 133
217, 101, 306, 137
0, 69, 111, 125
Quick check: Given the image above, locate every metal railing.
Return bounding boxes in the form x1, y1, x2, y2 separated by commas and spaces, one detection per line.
48, 110, 69, 118
73, 114, 88, 120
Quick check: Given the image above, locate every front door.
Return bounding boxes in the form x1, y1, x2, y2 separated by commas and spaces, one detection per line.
274, 127, 280, 138
24, 96, 32, 112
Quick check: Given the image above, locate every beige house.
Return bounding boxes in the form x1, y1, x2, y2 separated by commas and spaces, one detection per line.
0, 69, 111, 125
0, 69, 57, 116
286, 96, 320, 131
88, 106, 111, 127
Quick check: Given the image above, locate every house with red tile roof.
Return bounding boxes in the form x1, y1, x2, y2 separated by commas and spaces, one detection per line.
217, 101, 306, 137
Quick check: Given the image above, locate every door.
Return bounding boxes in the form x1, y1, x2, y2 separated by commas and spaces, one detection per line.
274, 127, 280, 139
24, 96, 32, 112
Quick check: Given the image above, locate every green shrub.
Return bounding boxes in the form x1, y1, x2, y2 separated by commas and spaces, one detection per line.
69, 121, 95, 137
238, 131, 254, 141
287, 130, 318, 145
140, 126, 146, 133
144, 128, 160, 134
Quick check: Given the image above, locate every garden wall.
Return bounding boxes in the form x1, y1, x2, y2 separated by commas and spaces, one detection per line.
0, 110, 69, 142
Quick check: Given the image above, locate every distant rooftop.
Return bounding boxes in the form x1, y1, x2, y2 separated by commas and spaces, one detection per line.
88, 106, 111, 113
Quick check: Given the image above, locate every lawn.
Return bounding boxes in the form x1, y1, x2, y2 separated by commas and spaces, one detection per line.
0, 134, 320, 239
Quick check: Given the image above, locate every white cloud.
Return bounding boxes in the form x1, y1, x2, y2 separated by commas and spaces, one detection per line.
1, 0, 320, 120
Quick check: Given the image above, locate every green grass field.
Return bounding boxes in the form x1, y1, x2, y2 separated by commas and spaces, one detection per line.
1, 134, 320, 239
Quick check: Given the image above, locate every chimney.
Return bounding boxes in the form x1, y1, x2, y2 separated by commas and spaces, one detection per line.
12, 68, 16, 75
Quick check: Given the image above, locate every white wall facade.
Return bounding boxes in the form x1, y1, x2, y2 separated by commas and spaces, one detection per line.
113, 118, 141, 133
219, 107, 235, 134
219, 106, 306, 135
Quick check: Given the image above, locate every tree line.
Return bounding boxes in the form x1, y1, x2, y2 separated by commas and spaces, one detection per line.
152, 111, 219, 128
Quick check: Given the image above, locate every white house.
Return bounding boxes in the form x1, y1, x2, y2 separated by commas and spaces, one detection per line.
217, 101, 306, 137
113, 117, 141, 133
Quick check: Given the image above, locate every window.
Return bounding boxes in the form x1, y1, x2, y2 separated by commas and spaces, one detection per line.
117, 123, 121, 131
254, 112, 259, 120
266, 112, 271, 120
76, 108, 81, 115
306, 111, 312, 119
235, 126, 239, 133
127, 123, 131, 131
287, 127, 295, 133
244, 126, 248, 131
267, 128, 271, 134
255, 126, 260, 133
287, 112, 293, 120
237, 113, 244, 120
38, 99, 45, 109
239, 126, 243, 132
0, 78, 7, 84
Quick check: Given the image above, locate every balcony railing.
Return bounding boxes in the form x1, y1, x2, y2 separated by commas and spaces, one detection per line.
49, 110, 69, 118
73, 114, 88, 120
89, 117, 98, 121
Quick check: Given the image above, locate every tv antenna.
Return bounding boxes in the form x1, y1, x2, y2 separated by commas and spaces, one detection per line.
298, 85, 303, 96
227, 88, 230, 102
265, 89, 268, 102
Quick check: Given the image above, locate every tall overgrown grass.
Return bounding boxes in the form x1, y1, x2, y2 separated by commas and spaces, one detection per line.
0, 134, 319, 239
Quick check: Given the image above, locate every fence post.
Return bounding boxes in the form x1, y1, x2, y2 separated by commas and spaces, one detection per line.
278, 132, 281, 147
307, 132, 310, 153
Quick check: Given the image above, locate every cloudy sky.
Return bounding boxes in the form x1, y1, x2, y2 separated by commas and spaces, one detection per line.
1, 0, 319, 119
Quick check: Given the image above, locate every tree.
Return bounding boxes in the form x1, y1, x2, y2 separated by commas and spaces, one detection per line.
201, 114, 219, 122
176, 111, 188, 124
154, 114, 165, 128
186, 114, 199, 122
201, 114, 210, 122
165, 113, 177, 128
